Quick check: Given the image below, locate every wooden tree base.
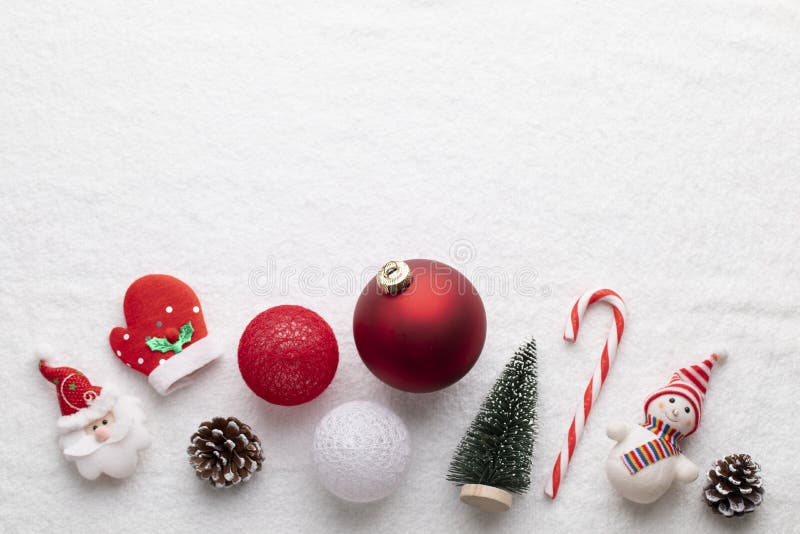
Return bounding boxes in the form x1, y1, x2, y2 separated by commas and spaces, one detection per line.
459, 484, 513, 512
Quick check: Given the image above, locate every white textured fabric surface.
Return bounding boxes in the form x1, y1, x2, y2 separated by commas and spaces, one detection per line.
1, 2, 798, 533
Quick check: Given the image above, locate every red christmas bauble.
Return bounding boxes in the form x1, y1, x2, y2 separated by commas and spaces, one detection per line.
353, 259, 486, 393
238, 305, 338, 406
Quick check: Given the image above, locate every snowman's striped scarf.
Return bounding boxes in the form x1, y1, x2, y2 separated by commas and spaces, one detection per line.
621, 415, 683, 475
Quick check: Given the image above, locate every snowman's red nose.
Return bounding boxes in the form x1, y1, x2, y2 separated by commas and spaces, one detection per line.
164, 326, 180, 342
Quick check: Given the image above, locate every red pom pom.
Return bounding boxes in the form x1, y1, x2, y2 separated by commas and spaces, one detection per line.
238, 305, 338, 406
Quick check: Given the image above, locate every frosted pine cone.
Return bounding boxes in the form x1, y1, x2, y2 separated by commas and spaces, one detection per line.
188, 416, 264, 488
703, 454, 763, 517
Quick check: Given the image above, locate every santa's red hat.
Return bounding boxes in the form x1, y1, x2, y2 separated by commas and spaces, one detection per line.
38, 357, 118, 431
109, 274, 222, 395
643, 351, 727, 436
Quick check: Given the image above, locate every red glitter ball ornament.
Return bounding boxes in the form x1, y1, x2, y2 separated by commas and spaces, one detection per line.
353, 259, 487, 393
238, 305, 339, 406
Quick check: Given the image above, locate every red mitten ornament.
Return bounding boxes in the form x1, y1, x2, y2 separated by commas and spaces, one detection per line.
353, 259, 486, 392
37, 353, 150, 480
238, 305, 338, 406
110, 274, 222, 395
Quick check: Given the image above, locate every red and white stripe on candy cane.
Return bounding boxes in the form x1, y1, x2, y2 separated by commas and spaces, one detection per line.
544, 288, 626, 500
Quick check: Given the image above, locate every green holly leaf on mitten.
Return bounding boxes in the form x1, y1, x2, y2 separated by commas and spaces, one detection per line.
146, 321, 194, 354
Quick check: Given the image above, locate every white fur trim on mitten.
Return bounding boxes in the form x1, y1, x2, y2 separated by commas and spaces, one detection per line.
147, 335, 222, 395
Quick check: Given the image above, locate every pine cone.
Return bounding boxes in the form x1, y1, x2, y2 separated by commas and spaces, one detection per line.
703, 454, 764, 517
188, 416, 264, 488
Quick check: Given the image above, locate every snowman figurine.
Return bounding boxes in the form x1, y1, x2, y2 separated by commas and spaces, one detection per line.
605, 352, 726, 503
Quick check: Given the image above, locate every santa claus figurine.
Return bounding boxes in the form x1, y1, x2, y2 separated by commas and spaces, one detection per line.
605, 351, 726, 503
38, 357, 150, 480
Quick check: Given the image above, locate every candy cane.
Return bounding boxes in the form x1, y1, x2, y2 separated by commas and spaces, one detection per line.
544, 288, 626, 499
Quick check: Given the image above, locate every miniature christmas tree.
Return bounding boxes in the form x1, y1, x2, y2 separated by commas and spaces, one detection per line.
447, 339, 538, 512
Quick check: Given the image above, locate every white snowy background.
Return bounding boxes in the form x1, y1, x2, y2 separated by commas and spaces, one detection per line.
1, 1, 799, 533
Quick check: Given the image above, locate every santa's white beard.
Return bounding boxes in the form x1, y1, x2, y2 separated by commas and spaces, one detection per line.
59, 396, 151, 480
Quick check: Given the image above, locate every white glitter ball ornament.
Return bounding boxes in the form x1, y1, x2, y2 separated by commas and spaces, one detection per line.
313, 400, 410, 502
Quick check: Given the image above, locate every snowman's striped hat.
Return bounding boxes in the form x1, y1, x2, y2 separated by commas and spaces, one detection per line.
643, 351, 727, 436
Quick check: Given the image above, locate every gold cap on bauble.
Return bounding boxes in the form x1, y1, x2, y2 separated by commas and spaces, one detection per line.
376, 260, 412, 295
